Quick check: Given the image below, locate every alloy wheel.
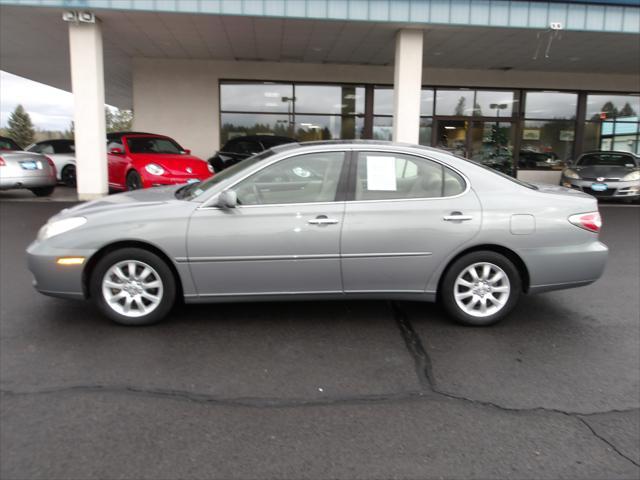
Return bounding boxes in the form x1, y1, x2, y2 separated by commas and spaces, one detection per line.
101, 260, 164, 318
453, 262, 511, 317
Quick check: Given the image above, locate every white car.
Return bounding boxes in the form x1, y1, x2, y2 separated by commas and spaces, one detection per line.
26, 139, 76, 187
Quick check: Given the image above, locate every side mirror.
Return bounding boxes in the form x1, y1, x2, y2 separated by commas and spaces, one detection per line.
216, 190, 237, 209
109, 147, 123, 155
182, 149, 191, 155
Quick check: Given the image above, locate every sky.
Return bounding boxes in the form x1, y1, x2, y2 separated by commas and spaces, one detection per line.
0, 70, 75, 131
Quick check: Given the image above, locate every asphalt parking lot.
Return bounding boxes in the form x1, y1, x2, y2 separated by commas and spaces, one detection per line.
0, 197, 638, 479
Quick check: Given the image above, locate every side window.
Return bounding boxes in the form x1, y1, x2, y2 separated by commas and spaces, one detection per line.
107, 140, 124, 152
443, 168, 466, 196
355, 152, 444, 200
54, 141, 75, 154
223, 140, 239, 153
236, 140, 261, 155
33, 143, 54, 155
234, 152, 345, 205
27, 144, 42, 153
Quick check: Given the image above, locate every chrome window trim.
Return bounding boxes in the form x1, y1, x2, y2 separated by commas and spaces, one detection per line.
175, 251, 432, 263
197, 144, 472, 209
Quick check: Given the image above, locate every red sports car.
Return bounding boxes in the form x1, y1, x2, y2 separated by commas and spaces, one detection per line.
106, 132, 213, 191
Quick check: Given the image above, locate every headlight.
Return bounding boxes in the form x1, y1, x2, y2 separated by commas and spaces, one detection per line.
563, 168, 580, 180
623, 170, 640, 181
37, 217, 87, 241
207, 163, 214, 174
145, 163, 165, 175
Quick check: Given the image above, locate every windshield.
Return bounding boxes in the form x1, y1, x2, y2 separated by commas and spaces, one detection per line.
0, 137, 22, 151
126, 136, 184, 154
577, 153, 637, 168
176, 149, 276, 201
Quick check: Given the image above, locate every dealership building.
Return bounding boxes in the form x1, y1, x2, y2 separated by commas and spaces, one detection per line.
0, 0, 638, 199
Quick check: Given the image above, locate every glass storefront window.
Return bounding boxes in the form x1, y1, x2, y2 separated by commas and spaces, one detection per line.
294, 115, 364, 141
520, 120, 574, 169
586, 94, 640, 121
295, 85, 365, 115
474, 91, 517, 118
435, 89, 474, 116
220, 83, 293, 113
468, 121, 515, 175
220, 113, 292, 144
374, 88, 434, 116
524, 92, 577, 120
372, 117, 432, 145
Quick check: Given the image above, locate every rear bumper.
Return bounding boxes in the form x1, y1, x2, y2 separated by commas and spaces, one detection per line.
26, 240, 95, 299
0, 175, 57, 190
520, 240, 608, 293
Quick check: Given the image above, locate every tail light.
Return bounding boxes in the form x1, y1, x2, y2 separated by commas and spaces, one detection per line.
0, 156, 5, 166
44, 156, 56, 175
569, 212, 602, 233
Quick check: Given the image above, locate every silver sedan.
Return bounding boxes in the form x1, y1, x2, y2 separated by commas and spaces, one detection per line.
1, 136, 57, 196
27, 141, 608, 326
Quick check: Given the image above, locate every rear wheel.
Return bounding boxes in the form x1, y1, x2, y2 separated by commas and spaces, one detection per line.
440, 251, 521, 326
90, 248, 176, 326
29, 186, 55, 197
61, 165, 77, 188
126, 170, 143, 191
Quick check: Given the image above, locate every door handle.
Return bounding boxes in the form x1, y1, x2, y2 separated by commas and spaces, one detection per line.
443, 212, 473, 222
308, 215, 339, 225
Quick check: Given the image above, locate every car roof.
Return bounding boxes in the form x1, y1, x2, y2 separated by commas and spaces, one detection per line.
579, 150, 639, 158
270, 139, 440, 153
106, 131, 158, 140
36, 138, 74, 144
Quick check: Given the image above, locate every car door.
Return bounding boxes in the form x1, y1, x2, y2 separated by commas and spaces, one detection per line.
340, 151, 481, 293
187, 150, 347, 296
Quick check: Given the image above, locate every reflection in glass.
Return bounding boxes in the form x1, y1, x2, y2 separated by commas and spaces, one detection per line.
586, 94, 640, 120
220, 113, 292, 144
520, 120, 574, 169
296, 85, 365, 115
294, 115, 364, 141
221, 83, 293, 112
474, 91, 517, 118
436, 120, 468, 156
524, 92, 577, 120
435, 90, 474, 116
374, 88, 435, 116
372, 117, 432, 145
468, 122, 515, 175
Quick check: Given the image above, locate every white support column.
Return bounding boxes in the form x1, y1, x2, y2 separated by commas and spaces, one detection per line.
392, 29, 424, 144
68, 19, 107, 200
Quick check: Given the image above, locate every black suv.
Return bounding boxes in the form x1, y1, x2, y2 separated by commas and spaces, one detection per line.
208, 135, 295, 172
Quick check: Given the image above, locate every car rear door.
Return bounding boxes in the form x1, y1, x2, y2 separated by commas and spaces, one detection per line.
186, 150, 348, 296
340, 150, 482, 293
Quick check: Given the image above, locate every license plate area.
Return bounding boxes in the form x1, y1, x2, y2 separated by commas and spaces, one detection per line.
20, 161, 41, 170
591, 183, 608, 192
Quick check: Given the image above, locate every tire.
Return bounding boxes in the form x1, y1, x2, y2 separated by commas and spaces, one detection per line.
90, 248, 177, 326
30, 186, 55, 197
61, 164, 77, 188
440, 251, 521, 326
126, 170, 143, 191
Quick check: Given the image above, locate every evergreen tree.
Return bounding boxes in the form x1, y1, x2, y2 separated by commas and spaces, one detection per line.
6, 104, 35, 147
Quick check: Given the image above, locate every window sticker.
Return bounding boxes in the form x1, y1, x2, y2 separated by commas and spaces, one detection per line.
366, 156, 397, 191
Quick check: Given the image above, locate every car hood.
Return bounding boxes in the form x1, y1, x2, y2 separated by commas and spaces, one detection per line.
131, 154, 210, 175
574, 165, 637, 179
51, 185, 185, 221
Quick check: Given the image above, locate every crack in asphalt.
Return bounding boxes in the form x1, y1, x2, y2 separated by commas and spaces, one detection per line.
389, 300, 640, 469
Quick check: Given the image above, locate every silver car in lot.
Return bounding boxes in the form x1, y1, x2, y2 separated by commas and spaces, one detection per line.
561, 151, 640, 202
27, 141, 608, 326
1, 136, 57, 196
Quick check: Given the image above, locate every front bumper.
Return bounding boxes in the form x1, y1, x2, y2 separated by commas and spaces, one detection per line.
141, 173, 211, 188
26, 240, 95, 299
561, 177, 640, 199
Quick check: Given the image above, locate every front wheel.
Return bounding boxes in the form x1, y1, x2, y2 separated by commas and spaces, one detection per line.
126, 170, 143, 191
90, 248, 176, 326
29, 186, 55, 197
440, 251, 521, 326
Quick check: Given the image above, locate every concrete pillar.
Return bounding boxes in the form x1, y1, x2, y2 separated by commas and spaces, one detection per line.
68, 20, 107, 200
392, 29, 424, 144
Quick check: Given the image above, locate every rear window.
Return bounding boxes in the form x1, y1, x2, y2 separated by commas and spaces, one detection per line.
578, 153, 637, 168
